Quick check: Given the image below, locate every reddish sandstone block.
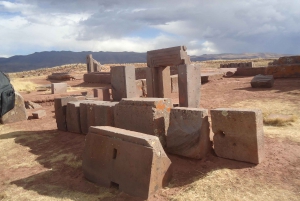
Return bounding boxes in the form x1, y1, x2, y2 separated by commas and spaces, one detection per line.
32, 110, 46, 119
54, 96, 77, 131
82, 126, 172, 199
211, 108, 264, 164
83, 72, 111, 84
51, 83, 67, 94
94, 102, 119, 127
93, 87, 110, 101
66, 101, 81, 133
114, 98, 172, 147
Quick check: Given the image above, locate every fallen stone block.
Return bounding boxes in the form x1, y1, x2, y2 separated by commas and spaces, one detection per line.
1, 92, 28, 124
25, 101, 42, 109
211, 108, 264, 164
54, 96, 78, 131
167, 108, 211, 159
94, 102, 119, 127
32, 110, 46, 119
51, 83, 67, 94
93, 87, 110, 101
82, 126, 172, 199
47, 73, 75, 80
114, 98, 172, 147
111, 65, 137, 101
83, 72, 111, 84
251, 74, 274, 88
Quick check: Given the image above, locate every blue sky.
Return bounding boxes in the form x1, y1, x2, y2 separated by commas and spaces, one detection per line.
0, 0, 300, 57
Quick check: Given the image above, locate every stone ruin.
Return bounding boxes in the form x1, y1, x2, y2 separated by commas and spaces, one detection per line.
53, 45, 265, 199
86, 54, 102, 73
84, 54, 110, 83
269, 55, 300, 66
220, 62, 253, 68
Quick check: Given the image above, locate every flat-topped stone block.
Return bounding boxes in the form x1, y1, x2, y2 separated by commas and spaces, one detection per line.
114, 98, 172, 147
94, 102, 119, 127
251, 74, 274, 88
93, 87, 110, 101
211, 108, 264, 164
51, 83, 67, 94
167, 108, 211, 159
54, 96, 78, 131
111, 65, 137, 101
147, 46, 191, 68
82, 126, 172, 199
83, 72, 111, 84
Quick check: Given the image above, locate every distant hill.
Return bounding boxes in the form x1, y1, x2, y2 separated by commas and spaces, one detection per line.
0, 51, 289, 73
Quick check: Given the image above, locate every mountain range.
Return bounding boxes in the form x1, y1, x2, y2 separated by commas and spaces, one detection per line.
0, 51, 288, 73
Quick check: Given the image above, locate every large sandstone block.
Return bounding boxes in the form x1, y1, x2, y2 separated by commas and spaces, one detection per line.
82, 126, 172, 199
51, 83, 67, 94
167, 108, 210, 159
66, 101, 82, 133
251, 74, 274, 88
177, 64, 201, 108
111, 65, 136, 101
80, 101, 109, 134
211, 108, 264, 164
146, 67, 171, 98
83, 72, 111, 84
147, 46, 191, 68
171, 75, 178, 93
93, 87, 110, 101
1, 92, 27, 124
94, 102, 119, 127
54, 96, 77, 131
114, 98, 172, 147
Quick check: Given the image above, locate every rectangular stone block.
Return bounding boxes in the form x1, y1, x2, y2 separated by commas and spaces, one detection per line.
111, 65, 137, 101
114, 98, 172, 147
93, 87, 110, 101
94, 102, 119, 127
177, 64, 201, 108
83, 72, 111, 84
211, 108, 264, 164
86, 54, 94, 73
251, 75, 274, 88
146, 67, 171, 98
167, 108, 211, 159
54, 96, 78, 131
32, 110, 46, 119
82, 126, 172, 199
80, 101, 109, 134
135, 79, 144, 97
147, 46, 191, 68
51, 83, 67, 94
66, 101, 81, 133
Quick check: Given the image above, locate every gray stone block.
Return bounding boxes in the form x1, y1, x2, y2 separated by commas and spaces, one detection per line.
251, 74, 274, 88
94, 102, 119, 127
211, 108, 264, 164
51, 83, 67, 94
66, 101, 81, 133
167, 107, 211, 159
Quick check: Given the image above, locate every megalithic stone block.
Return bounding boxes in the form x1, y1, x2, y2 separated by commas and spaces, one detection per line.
114, 98, 172, 147
167, 108, 211, 159
94, 102, 119, 127
177, 64, 201, 108
86, 54, 94, 73
210, 108, 264, 164
54, 96, 78, 131
147, 46, 191, 68
66, 101, 81, 133
146, 66, 171, 98
111, 65, 137, 101
80, 101, 109, 134
51, 83, 67, 94
93, 87, 110, 101
82, 126, 172, 199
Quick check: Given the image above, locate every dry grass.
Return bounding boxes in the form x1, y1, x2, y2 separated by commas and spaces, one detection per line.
170, 169, 299, 201
10, 78, 37, 93
231, 100, 300, 142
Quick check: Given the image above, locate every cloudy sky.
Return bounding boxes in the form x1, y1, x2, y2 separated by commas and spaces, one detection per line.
0, 0, 299, 57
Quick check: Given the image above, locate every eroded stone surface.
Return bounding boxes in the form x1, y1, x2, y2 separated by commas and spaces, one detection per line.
51, 83, 67, 94
211, 108, 264, 164
1, 92, 27, 124
82, 126, 172, 199
167, 108, 211, 159
251, 74, 274, 88
114, 98, 172, 147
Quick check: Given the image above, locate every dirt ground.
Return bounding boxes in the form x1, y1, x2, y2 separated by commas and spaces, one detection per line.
0, 69, 299, 201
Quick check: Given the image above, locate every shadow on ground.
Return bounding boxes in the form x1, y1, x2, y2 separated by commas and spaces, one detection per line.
0, 129, 255, 200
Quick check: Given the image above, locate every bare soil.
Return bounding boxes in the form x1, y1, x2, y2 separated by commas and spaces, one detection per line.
0, 69, 299, 201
